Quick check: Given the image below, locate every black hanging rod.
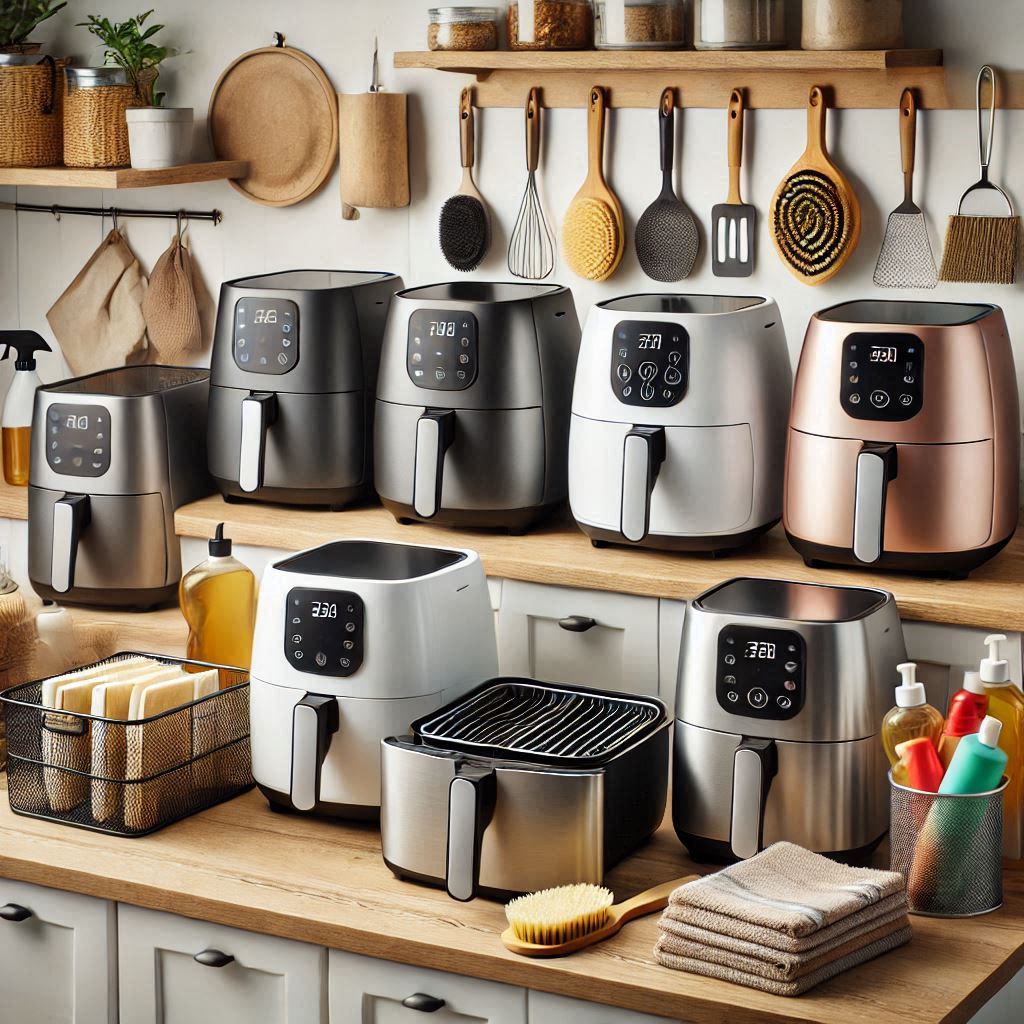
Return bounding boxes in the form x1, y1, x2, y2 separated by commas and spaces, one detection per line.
6, 202, 222, 225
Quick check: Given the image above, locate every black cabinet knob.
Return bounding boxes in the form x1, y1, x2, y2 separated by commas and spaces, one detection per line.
557, 615, 597, 633
401, 993, 447, 1013
0, 904, 33, 922
193, 949, 235, 968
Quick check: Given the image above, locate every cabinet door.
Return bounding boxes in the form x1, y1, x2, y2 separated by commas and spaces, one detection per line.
497, 581, 660, 695
658, 599, 686, 710
0, 878, 117, 1024
118, 904, 326, 1024
530, 991, 683, 1024
329, 950, 526, 1024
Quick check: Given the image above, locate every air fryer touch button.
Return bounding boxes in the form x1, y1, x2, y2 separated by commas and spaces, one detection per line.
233, 298, 298, 375
841, 332, 923, 421
716, 625, 805, 721
408, 309, 478, 391
285, 587, 364, 676
46, 404, 111, 478
610, 320, 689, 408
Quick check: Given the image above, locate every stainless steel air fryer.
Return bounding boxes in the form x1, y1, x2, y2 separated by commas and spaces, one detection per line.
374, 282, 581, 531
673, 577, 907, 863
28, 366, 214, 608
208, 269, 403, 507
381, 679, 670, 900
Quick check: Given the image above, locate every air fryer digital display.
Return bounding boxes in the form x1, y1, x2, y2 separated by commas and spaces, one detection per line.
840, 332, 923, 421
233, 297, 299, 374
284, 587, 364, 677
45, 403, 111, 477
407, 309, 478, 391
716, 624, 805, 721
610, 320, 688, 407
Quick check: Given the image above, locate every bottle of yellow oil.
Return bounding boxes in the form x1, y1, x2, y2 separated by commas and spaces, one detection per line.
1, 331, 51, 486
179, 524, 257, 678
881, 662, 944, 771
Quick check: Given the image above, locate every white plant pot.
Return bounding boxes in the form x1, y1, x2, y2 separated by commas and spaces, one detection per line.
125, 107, 193, 169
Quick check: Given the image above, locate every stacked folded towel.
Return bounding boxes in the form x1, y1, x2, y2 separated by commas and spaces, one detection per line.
654, 842, 913, 996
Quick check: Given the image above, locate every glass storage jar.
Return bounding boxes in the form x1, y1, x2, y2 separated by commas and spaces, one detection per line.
428, 7, 500, 50
507, 0, 595, 50
595, 0, 690, 49
693, 0, 784, 49
802, 0, 903, 50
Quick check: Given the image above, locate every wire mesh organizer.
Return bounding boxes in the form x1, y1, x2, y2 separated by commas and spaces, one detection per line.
889, 773, 1008, 917
0, 652, 252, 837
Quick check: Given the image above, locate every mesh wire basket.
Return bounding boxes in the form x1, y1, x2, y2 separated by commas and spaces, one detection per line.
890, 772, 1007, 917
1, 652, 252, 837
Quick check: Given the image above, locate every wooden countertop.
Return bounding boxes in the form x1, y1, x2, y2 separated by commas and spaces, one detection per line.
0, 783, 1021, 1024
3, 480, 1024, 630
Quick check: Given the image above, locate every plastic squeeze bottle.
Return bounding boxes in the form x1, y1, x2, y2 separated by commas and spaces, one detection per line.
978, 634, 1024, 858
948, 669, 988, 720
939, 716, 1008, 795
1, 331, 51, 486
881, 662, 944, 767
937, 689, 983, 771
179, 523, 257, 676
895, 737, 945, 793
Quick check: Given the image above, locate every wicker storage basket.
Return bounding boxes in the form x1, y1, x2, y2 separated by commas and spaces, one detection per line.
63, 74, 135, 168
0, 56, 64, 167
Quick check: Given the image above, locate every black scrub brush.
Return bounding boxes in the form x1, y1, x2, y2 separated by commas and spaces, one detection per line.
439, 87, 490, 272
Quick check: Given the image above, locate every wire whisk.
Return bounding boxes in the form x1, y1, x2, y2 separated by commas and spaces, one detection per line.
508, 88, 555, 280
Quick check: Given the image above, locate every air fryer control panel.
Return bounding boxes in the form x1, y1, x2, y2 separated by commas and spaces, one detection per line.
232, 297, 299, 374
840, 332, 923, 421
45, 403, 111, 477
716, 625, 805, 721
284, 587, 365, 677
407, 309, 478, 391
610, 320, 688, 407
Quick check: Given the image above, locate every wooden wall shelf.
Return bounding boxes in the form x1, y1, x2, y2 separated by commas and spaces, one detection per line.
395, 48, 958, 109
0, 160, 248, 189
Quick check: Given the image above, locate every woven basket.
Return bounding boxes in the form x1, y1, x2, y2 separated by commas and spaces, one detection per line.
63, 81, 135, 168
0, 56, 64, 167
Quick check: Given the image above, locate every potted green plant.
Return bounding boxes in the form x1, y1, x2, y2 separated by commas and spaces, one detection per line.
79, 9, 192, 169
0, 0, 67, 56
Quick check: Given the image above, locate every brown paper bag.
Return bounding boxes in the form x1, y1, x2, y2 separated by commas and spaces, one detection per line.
46, 228, 148, 376
142, 232, 202, 363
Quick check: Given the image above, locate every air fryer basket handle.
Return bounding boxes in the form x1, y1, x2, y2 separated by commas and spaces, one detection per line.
51, 493, 90, 594
290, 694, 339, 813
853, 442, 898, 564
413, 409, 456, 519
446, 764, 497, 902
621, 426, 666, 543
730, 737, 778, 860
239, 391, 278, 493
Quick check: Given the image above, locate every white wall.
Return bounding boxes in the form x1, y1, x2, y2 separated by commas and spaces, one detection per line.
2, 0, 1024, 411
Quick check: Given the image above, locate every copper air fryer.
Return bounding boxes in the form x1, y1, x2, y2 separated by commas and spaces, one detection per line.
785, 300, 1020, 577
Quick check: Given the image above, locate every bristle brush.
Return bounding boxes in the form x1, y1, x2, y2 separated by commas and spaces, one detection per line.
502, 875, 697, 958
439, 86, 490, 272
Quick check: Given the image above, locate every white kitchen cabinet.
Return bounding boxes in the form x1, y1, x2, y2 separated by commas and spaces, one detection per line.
497, 581, 660, 695
530, 990, 682, 1024
118, 904, 326, 1024
330, 950, 526, 1024
0, 878, 117, 1024
658, 599, 686, 709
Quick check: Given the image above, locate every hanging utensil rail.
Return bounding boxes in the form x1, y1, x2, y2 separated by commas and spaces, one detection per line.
6, 202, 223, 224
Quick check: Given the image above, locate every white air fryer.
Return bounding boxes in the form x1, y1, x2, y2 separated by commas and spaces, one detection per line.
569, 294, 791, 552
249, 539, 497, 819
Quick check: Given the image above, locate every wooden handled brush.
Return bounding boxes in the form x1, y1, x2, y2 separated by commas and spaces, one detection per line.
502, 875, 698, 958
439, 86, 490, 272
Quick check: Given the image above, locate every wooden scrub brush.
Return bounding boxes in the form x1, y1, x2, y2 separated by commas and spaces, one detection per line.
562, 86, 624, 282
502, 875, 697, 958
439, 87, 490, 273
940, 66, 1019, 285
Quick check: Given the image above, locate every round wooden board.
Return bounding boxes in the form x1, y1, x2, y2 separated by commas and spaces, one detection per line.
209, 44, 338, 207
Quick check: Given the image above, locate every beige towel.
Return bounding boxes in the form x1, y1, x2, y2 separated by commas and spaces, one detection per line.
46, 228, 147, 376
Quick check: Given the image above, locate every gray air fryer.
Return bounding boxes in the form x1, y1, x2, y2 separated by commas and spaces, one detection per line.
28, 366, 214, 609
374, 282, 581, 532
208, 269, 403, 507
673, 577, 907, 864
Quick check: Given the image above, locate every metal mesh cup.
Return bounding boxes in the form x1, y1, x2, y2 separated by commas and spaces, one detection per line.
890, 772, 1008, 917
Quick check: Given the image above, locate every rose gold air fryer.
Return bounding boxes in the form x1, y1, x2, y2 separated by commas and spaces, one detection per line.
785, 300, 1019, 577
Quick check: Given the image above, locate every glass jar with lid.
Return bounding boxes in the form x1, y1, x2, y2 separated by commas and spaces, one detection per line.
693, 0, 785, 49
507, 1, 595, 50
428, 7, 500, 50
596, 0, 690, 49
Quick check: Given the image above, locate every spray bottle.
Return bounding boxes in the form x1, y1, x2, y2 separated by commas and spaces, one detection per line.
1, 331, 51, 486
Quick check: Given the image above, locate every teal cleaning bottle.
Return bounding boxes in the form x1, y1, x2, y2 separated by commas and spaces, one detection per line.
938, 717, 1008, 795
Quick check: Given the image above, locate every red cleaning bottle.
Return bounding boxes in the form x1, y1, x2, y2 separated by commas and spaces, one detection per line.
937, 691, 983, 770
948, 669, 988, 720
895, 736, 944, 793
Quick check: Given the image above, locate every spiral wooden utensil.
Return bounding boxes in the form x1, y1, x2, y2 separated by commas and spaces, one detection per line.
439, 87, 490, 272
562, 86, 624, 282
770, 86, 860, 285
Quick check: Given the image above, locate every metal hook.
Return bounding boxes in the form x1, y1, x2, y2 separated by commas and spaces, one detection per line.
273, 31, 285, 47
111, 207, 120, 233
50, 204, 60, 222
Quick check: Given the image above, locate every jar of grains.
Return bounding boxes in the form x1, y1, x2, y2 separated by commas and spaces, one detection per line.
802, 0, 903, 49
595, 0, 690, 49
428, 7, 500, 50
507, 1, 595, 49
693, 0, 785, 49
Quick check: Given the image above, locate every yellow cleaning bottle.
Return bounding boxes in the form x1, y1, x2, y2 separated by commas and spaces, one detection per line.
881, 662, 944, 782
978, 634, 1024, 859
179, 523, 257, 677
